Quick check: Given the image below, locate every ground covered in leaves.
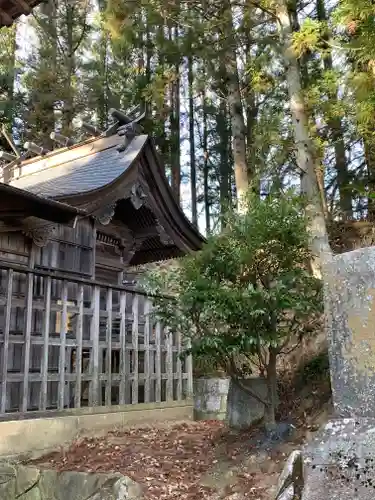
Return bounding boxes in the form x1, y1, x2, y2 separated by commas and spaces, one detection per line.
30, 420, 292, 500
29, 353, 333, 499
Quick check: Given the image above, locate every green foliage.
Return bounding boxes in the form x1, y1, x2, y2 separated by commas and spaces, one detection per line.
143, 192, 322, 378
0, 25, 18, 150
298, 351, 330, 385
292, 19, 324, 58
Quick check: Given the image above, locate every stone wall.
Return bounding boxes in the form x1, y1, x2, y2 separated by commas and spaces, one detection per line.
0, 463, 143, 500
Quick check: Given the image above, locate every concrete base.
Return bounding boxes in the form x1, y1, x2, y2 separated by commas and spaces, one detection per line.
0, 400, 193, 460
193, 377, 229, 421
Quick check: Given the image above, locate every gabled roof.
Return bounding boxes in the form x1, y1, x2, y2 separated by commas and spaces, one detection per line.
7, 127, 205, 265
12, 134, 147, 198
0, 0, 43, 27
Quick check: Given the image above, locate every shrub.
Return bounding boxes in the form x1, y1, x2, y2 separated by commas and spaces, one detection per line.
143, 192, 322, 429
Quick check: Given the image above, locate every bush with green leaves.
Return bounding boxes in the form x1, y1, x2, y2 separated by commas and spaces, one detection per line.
143, 193, 322, 429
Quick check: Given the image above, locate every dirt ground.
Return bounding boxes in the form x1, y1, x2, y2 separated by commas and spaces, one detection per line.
29, 419, 309, 500
29, 354, 333, 500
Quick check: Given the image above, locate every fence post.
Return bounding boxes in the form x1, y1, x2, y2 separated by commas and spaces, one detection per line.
176, 330, 182, 401
58, 281, 68, 410
119, 291, 126, 405
105, 288, 113, 406
131, 295, 139, 404
143, 299, 151, 403
166, 327, 173, 401
155, 321, 162, 402
39, 276, 51, 411
0, 269, 13, 414
21, 272, 34, 412
89, 285, 100, 406
74, 284, 84, 408
186, 338, 194, 399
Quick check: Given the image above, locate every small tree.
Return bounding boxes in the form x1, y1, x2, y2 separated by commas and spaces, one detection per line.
143, 193, 322, 430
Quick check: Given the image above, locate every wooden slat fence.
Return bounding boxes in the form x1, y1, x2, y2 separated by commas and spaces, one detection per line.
0, 263, 192, 419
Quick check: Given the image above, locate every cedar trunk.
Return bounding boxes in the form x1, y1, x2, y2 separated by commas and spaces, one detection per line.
264, 348, 278, 432
316, 0, 352, 220
276, 0, 331, 276
188, 50, 198, 227
222, 0, 249, 212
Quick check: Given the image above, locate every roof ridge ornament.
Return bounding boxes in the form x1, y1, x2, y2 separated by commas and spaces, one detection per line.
50, 131, 75, 147
116, 115, 145, 154
24, 141, 50, 156
78, 121, 103, 137
0, 151, 17, 162
109, 107, 145, 126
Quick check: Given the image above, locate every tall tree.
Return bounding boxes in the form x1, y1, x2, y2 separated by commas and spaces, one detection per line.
188, 48, 198, 226
0, 24, 17, 152
220, 0, 249, 212
316, 0, 352, 220
275, 0, 331, 276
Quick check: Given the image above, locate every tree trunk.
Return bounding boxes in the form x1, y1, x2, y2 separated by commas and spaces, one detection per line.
244, 23, 257, 192
263, 348, 278, 432
34, 0, 57, 149
97, 34, 109, 129
222, 0, 249, 213
217, 96, 231, 218
62, 4, 75, 135
0, 24, 16, 152
203, 91, 210, 234
188, 50, 198, 227
316, 0, 352, 220
276, 0, 331, 277
96, 0, 109, 129
168, 23, 181, 205
156, 23, 168, 172
364, 139, 375, 220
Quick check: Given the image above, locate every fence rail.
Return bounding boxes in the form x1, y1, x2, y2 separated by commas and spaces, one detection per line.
0, 264, 192, 419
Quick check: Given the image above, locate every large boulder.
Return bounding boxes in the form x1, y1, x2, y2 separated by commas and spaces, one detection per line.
0, 462, 143, 500
226, 377, 278, 429
324, 247, 375, 418
275, 418, 375, 500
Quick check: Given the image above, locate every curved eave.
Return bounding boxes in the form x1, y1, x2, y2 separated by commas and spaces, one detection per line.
49, 136, 206, 256
142, 138, 206, 252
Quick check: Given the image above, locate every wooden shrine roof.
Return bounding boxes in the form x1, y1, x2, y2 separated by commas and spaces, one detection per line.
0, 182, 85, 224
6, 124, 205, 265
0, 0, 44, 27
12, 134, 147, 198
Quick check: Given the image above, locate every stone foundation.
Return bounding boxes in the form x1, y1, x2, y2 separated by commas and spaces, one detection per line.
193, 377, 229, 420
0, 400, 193, 460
